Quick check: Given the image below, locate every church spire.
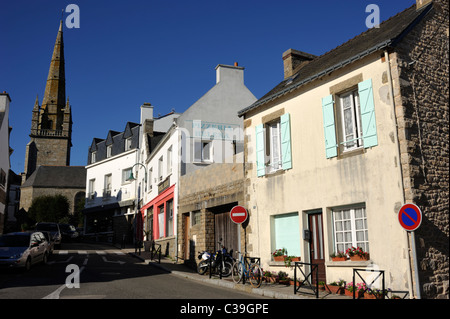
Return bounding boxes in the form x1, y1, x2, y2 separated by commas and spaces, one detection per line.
40, 20, 66, 130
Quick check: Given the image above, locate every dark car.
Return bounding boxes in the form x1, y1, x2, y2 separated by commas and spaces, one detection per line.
59, 224, 79, 242
0, 232, 50, 271
35, 222, 61, 248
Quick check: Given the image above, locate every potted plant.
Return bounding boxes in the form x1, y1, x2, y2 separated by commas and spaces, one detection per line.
345, 282, 365, 298
330, 251, 347, 262
284, 255, 301, 267
346, 246, 370, 261
272, 248, 287, 262
277, 271, 290, 285
326, 280, 345, 294
318, 281, 325, 291
263, 270, 275, 283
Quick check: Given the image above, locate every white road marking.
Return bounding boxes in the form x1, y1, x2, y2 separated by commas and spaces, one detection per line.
42, 266, 85, 299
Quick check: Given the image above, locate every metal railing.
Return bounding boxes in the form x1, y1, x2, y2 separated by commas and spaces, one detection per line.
150, 242, 162, 263
352, 268, 385, 299
293, 262, 319, 299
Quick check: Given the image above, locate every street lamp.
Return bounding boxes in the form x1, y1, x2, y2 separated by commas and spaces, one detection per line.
126, 162, 147, 187
126, 162, 147, 254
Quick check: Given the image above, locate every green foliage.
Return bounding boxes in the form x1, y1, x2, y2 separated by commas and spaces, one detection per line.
28, 194, 70, 223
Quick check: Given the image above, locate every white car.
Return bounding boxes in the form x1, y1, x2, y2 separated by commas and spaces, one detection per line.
0, 232, 50, 271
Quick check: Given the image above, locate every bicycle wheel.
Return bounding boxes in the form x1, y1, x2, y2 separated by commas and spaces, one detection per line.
232, 262, 244, 284
249, 263, 262, 288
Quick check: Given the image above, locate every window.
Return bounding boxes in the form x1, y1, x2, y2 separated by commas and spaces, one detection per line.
265, 120, 281, 173
332, 206, 369, 254
271, 213, 301, 258
191, 210, 201, 227
255, 113, 292, 177
339, 90, 362, 151
158, 156, 163, 181
107, 145, 112, 158
148, 168, 153, 190
125, 137, 132, 151
0, 169, 6, 189
158, 205, 164, 239
194, 140, 213, 163
122, 168, 132, 184
322, 78, 378, 158
103, 174, 112, 198
167, 146, 172, 174
91, 151, 96, 163
166, 200, 174, 237
88, 179, 95, 199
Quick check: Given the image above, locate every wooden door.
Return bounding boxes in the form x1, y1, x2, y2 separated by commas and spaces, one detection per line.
308, 212, 326, 283
214, 211, 239, 256
183, 213, 190, 261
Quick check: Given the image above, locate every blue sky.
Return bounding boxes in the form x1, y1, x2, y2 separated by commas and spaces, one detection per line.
1, 0, 416, 174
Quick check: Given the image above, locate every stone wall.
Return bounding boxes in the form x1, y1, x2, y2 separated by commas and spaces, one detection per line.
178, 156, 245, 263
392, 0, 449, 299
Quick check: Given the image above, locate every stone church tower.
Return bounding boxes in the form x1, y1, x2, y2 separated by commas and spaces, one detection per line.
20, 21, 85, 217
23, 21, 72, 182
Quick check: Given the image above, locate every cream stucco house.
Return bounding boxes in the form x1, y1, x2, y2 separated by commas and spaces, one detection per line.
238, 0, 448, 299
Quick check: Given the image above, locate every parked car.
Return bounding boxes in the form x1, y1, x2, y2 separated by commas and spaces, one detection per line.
35, 222, 61, 248
59, 224, 79, 242
0, 232, 50, 271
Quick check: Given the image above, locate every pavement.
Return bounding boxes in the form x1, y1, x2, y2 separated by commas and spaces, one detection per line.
119, 245, 352, 300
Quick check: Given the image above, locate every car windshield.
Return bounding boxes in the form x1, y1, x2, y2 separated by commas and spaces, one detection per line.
59, 224, 75, 231
0, 234, 31, 247
36, 224, 58, 231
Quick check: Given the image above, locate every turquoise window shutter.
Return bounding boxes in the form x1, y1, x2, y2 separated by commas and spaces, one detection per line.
322, 95, 338, 158
255, 124, 265, 177
280, 113, 292, 170
358, 79, 378, 148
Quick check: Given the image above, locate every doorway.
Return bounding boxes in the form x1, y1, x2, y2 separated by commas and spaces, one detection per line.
308, 211, 326, 283
212, 204, 239, 256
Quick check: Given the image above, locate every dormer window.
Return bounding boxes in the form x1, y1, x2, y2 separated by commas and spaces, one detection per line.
91, 151, 96, 163
107, 145, 112, 158
125, 137, 132, 151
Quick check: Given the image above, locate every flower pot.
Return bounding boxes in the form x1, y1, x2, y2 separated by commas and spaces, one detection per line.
290, 280, 301, 287
350, 254, 370, 261
327, 285, 344, 294
332, 256, 347, 262
291, 257, 301, 262
274, 255, 285, 262
279, 280, 290, 286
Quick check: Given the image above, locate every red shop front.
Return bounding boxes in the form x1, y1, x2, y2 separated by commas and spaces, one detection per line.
140, 184, 175, 241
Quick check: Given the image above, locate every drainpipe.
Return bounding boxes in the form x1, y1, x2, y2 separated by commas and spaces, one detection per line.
384, 50, 419, 299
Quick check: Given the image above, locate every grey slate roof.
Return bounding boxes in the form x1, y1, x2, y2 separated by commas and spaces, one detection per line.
21, 165, 86, 189
238, 3, 433, 117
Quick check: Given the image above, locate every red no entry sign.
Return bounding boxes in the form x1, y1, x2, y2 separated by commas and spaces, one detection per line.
398, 203, 422, 231
230, 206, 248, 224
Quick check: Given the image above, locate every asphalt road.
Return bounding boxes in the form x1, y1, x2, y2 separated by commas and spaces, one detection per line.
0, 242, 266, 300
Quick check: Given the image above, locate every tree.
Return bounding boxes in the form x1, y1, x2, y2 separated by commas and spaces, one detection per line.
28, 194, 70, 223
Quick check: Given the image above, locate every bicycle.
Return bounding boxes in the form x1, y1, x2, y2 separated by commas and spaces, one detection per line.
231, 251, 262, 288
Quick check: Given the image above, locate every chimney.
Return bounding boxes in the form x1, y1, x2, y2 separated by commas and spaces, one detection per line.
140, 102, 154, 136
282, 49, 316, 79
215, 64, 245, 84
416, 0, 432, 10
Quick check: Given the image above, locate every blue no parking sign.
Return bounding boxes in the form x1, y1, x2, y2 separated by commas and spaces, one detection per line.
398, 203, 422, 231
